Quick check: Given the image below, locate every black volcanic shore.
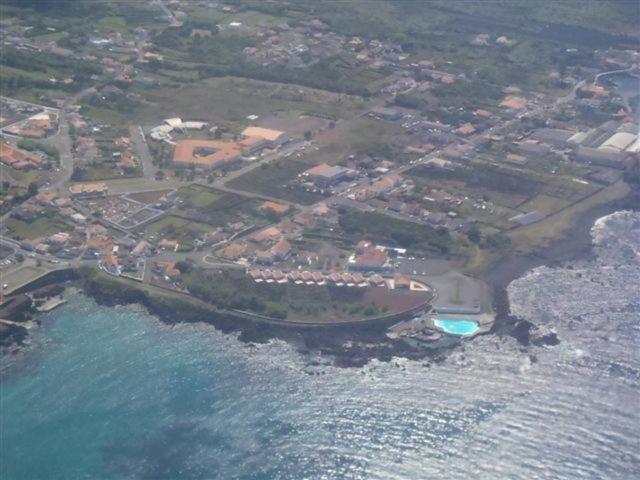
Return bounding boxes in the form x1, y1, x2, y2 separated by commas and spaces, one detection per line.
2, 190, 638, 366
80, 271, 455, 368
486, 191, 639, 346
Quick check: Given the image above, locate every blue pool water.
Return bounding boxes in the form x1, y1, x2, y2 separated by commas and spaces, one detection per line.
434, 318, 479, 336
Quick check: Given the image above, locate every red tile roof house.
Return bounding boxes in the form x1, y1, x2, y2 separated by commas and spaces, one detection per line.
259, 201, 290, 216
352, 273, 368, 287
163, 262, 181, 280
262, 269, 275, 283
255, 249, 275, 265
328, 272, 344, 286
341, 273, 356, 287
272, 269, 288, 284
101, 254, 121, 276
349, 246, 389, 272
270, 239, 291, 261
301, 271, 315, 285
393, 275, 412, 289
289, 271, 305, 284
158, 239, 179, 252
249, 269, 264, 282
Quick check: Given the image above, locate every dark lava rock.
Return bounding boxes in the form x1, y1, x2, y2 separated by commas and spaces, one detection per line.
511, 320, 534, 346
531, 331, 560, 347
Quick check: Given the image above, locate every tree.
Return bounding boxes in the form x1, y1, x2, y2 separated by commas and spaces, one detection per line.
175, 260, 192, 273
484, 233, 511, 251
467, 224, 481, 244
27, 181, 39, 197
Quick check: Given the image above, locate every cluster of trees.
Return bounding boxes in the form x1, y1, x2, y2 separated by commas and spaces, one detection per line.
465, 224, 512, 251
0, 181, 38, 215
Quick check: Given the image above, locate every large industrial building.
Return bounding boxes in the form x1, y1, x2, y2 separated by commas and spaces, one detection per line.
303, 163, 355, 187
240, 126, 288, 148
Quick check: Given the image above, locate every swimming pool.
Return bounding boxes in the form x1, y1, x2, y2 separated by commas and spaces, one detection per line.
434, 318, 479, 336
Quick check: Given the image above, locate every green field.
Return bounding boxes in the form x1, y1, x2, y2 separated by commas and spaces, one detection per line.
131, 77, 366, 127
182, 267, 430, 322
175, 185, 221, 209
31, 31, 68, 42
302, 117, 405, 165
227, 160, 328, 205
144, 215, 212, 245
95, 15, 129, 33
72, 164, 143, 182
338, 209, 455, 256
172, 186, 274, 227
4, 214, 74, 240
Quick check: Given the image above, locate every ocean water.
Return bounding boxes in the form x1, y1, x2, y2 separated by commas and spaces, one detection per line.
1, 211, 639, 480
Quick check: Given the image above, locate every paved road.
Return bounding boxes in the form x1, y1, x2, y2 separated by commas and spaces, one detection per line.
47, 115, 74, 194
130, 125, 159, 180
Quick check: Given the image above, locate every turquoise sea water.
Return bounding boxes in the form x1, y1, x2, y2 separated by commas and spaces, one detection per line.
433, 319, 479, 336
1, 211, 639, 479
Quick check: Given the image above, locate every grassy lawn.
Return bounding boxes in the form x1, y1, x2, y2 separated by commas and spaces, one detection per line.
172, 186, 272, 227
73, 164, 143, 182
227, 159, 328, 205
133, 77, 365, 126
338, 210, 455, 256
79, 106, 130, 126
517, 194, 572, 216
176, 185, 221, 209
96, 15, 129, 34
0, 165, 40, 185
31, 31, 68, 42
509, 180, 631, 253
301, 117, 404, 165
182, 268, 431, 322
144, 215, 212, 245
4, 215, 74, 240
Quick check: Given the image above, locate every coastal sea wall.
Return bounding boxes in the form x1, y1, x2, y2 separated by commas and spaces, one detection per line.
80, 271, 445, 367
11, 268, 80, 296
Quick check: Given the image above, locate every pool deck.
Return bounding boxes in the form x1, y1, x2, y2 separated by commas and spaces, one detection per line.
386, 267, 495, 343
387, 262, 495, 343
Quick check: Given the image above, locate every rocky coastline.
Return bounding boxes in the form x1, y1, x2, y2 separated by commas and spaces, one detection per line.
487, 190, 639, 347
2, 188, 638, 366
